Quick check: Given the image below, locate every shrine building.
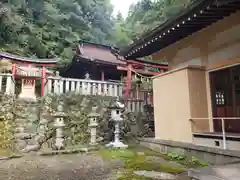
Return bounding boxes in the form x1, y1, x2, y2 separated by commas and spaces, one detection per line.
61, 40, 168, 101
122, 0, 240, 150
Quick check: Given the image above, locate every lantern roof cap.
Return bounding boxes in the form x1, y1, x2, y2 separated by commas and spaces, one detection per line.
87, 106, 100, 117
109, 98, 125, 109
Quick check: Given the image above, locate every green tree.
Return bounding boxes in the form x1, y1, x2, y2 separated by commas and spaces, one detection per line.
0, 0, 193, 67
0, 0, 115, 67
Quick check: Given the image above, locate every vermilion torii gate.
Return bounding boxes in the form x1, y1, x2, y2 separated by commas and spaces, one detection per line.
0, 52, 58, 99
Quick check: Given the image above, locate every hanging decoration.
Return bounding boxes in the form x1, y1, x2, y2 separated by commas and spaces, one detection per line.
130, 68, 153, 90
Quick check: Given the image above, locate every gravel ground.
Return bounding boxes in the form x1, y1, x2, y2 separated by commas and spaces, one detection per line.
0, 154, 123, 180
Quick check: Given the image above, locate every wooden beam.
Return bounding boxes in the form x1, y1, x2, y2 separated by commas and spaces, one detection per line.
117, 66, 160, 76
126, 60, 168, 69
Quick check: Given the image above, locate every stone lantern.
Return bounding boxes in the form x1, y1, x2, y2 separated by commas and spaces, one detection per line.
87, 106, 100, 146
53, 101, 66, 150
106, 98, 128, 148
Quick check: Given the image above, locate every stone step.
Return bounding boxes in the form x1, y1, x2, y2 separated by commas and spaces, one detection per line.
188, 169, 225, 180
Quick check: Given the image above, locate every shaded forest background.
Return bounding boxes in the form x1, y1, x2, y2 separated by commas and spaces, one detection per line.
0, 0, 191, 67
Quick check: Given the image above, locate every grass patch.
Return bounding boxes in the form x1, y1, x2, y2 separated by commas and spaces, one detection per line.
167, 152, 209, 168
130, 145, 170, 159
99, 148, 135, 161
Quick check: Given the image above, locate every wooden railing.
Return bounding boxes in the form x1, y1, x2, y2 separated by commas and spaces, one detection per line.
189, 117, 240, 150
45, 76, 124, 97
126, 100, 144, 112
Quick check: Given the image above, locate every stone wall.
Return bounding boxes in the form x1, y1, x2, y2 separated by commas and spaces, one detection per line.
0, 92, 153, 154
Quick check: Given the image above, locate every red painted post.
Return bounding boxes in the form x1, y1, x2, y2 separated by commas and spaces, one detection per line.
11, 63, 16, 78
149, 92, 153, 105
41, 67, 46, 97
124, 64, 132, 99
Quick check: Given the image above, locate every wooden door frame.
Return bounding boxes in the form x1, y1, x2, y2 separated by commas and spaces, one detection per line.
209, 64, 240, 132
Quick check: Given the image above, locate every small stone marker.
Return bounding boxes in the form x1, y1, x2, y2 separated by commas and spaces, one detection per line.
87, 106, 100, 146
53, 101, 66, 150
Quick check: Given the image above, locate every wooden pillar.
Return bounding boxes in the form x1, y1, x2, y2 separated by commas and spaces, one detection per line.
11, 63, 16, 77
101, 71, 105, 81
144, 91, 148, 104
124, 64, 132, 98
149, 92, 153, 105
41, 67, 46, 97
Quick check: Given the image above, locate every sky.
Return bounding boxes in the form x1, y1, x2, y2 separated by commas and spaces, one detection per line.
111, 0, 139, 18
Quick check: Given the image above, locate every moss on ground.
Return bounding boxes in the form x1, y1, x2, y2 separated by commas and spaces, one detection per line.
117, 170, 153, 180
98, 145, 188, 179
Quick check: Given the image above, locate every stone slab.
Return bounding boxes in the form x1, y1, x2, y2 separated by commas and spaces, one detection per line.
0, 154, 23, 161
188, 163, 240, 180
39, 147, 98, 156
134, 170, 176, 180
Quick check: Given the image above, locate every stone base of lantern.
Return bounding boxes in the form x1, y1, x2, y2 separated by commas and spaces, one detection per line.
105, 141, 128, 149
89, 142, 98, 146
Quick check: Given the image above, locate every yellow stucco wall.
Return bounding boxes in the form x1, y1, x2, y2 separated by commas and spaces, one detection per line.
153, 67, 191, 142
152, 11, 240, 142
153, 66, 208, 142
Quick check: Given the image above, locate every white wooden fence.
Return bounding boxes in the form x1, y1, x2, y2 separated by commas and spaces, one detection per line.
45, 76, 123, 97
0, 73, 15, 95
0, 74, 145, 112
126, 99, 144, 113
45, 76, 145, 112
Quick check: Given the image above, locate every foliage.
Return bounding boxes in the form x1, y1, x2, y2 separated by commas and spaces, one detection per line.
0, 0, 115, 67
0, 0, 194, 67
0, 118, 14, 155
125, 0, 192, 42
167, 152, 185, 160
167, 152, 209, 167
132, 75, 153, 91
0, 93, 15, 155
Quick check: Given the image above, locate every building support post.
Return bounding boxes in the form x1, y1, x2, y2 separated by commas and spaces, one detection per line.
124, 64, 132, 99
41, 67, 46, 97
101, 71, 105, 81
11, 63, 16, 77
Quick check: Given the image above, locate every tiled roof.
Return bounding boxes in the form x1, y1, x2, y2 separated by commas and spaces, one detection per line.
0, 52, 58, 64
77, 43, 126, 65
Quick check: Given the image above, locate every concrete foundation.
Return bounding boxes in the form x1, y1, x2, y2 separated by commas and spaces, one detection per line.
139, 138, 240, 165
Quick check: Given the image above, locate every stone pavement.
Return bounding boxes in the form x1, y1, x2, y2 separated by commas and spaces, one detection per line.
188, 162, 240, 180
0, 154, 123, 180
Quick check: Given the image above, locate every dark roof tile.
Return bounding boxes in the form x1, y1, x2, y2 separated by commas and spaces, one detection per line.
0, 52, 58, 64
